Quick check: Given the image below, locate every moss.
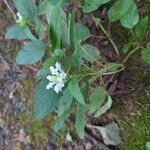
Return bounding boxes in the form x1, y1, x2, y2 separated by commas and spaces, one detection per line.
113, 101, 150, 150
19, 112, 55, 145
18, 80, 55, 145
133, 74, 150, 86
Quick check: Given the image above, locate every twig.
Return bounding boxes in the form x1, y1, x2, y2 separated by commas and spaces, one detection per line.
123, 47, 139, 64
91, 15, 120, 56
3, 0, 17, 21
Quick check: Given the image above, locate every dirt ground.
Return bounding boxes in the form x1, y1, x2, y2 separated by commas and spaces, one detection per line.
0, 1, 150, 150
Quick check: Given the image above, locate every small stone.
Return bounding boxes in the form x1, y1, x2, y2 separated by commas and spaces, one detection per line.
44, 144, 54, 150
85, 142, 92, 150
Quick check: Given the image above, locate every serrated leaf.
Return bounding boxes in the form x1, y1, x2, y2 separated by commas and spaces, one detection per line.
108, 0, 134, 22
120, 2, 139, 29
134, 16, 149, 42
94, 95, 113, 118
90, 87, 107, 113
54, 107, 71, 131
5, 25, 36, 40
75, 102, 86, 139
68, 78, 85, 105
82, 44, 100, 63
34, 79, 60, 119
76, 24, 91, 42
16, 40, 45, 65
58, 87, 73, 116
36, 69, 50, 79
141, 43, 150, 64
83, 0, 110, 13
13, 0, 37, 22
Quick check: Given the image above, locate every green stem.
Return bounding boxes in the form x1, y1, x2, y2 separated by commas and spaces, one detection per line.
91, 15, 120, 56
123, 47, 139, 64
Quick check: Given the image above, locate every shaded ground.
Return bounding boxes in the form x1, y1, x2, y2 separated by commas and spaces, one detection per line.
0, 1, 150, 150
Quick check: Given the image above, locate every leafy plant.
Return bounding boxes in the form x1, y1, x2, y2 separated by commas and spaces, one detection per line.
5, 0, 150, 140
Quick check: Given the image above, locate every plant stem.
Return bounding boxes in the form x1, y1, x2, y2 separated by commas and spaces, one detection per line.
91, 15, 120, 56
123, 47, 139, 64
3, 0, 17, 20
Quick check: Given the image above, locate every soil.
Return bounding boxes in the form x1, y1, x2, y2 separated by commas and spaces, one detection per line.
0, 1, 150, 150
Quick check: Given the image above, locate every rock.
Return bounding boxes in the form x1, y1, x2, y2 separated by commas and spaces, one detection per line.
44, 144, 54, 150
85, 142, 92, 150
0, 134, 5, 149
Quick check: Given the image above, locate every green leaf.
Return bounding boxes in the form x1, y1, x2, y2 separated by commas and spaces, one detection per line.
72, 47, 83, 67
83, 0, 110, 13
38, 0, 53, 15
82, 44, 100, 63
34, 79, 60, 119
58, 87, 73, 116
66, 131, 72, 142
146, 142, 150, 150
122, 41, 133, 53
42, 57, 57, 69
76, 24, 91, 42
5, 25, 36, 40
141, 43, 150, 64
35, 20, 47, 40
70, 12, 83, 67
16, 40, 45, 65
43, 1, 70, 48
68, 78, 85, 105
120, 2, 139, 29
36, 69, 50, 79
75, 102, 86, 139
105, 63, 123, 72
108, 0, 134, 22
13, 0, 37, 22
54, 107, 71, 131
38, 0, 61, 15
94, 95, 113, 118
90, 87, 107, 113
134, 16, 149, 41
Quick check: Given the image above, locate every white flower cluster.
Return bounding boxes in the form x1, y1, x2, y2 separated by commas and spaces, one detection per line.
16, 12, 23, 23
46, 62, 67, 93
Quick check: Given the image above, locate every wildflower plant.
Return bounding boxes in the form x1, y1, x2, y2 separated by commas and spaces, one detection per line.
5, 0, 150, 139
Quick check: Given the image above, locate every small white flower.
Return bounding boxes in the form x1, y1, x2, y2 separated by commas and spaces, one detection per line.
16, 12, 23, 23
46, 62, 67, 93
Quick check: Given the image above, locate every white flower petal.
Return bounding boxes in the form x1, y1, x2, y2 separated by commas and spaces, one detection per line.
46, 75, 55, 81
46, 82, 55, 89
50, 66, 58, 75
46, 62, 67, 92
60, 72, 67, 79
54, 84, 60, 93
16, 12, 23, 21
55, 62, 62, 72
